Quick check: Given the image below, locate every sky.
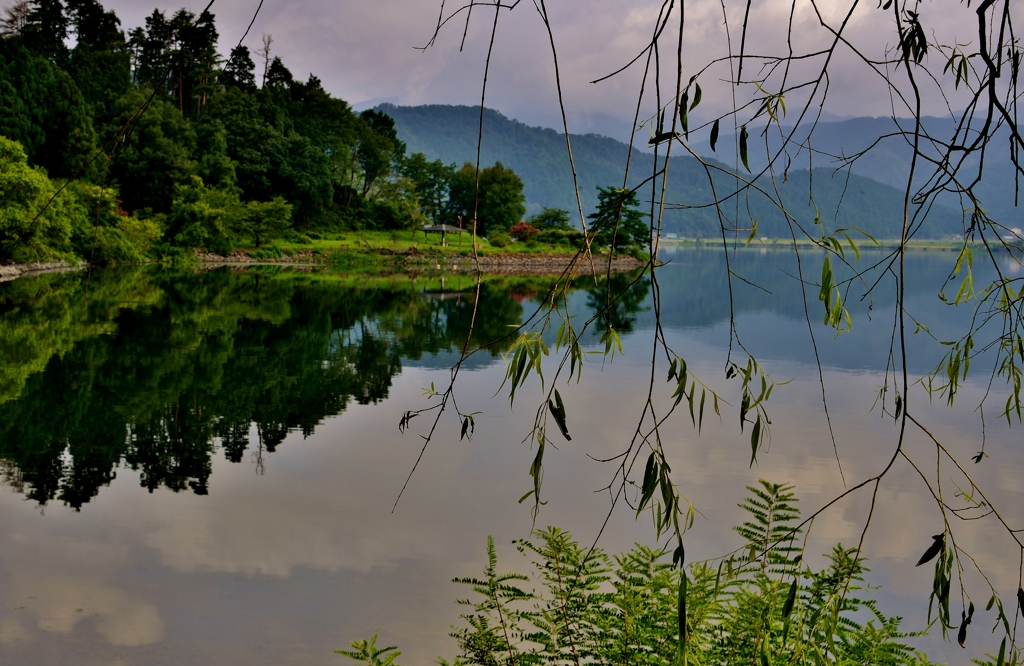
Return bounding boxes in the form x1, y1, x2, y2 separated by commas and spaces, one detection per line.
100, 0, 991, 139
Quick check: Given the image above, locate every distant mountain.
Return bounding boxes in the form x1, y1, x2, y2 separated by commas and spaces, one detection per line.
379, 104, 965, 239
691, 116, 1024, 226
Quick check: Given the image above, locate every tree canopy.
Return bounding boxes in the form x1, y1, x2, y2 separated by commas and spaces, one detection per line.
0, 1, 541, 262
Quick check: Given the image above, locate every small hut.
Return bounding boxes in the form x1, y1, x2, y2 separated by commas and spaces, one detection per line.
421, 224, 466, 247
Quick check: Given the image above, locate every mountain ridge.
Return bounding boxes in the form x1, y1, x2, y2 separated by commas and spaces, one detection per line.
379, 103, 965, 239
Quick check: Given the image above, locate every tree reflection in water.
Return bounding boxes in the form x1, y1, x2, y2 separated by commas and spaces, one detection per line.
0, 266, 649, 508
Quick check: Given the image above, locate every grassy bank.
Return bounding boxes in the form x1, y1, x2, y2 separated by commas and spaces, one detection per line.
275, 229, 595, 258
206, 230, 648, 272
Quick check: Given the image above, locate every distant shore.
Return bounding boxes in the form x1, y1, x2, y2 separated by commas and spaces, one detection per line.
659, 237, 1022, 252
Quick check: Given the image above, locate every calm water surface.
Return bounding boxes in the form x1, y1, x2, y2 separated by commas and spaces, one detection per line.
0, 249, 1021, 665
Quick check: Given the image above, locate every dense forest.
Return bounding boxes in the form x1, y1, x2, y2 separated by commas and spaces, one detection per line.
0, 0, 542, 265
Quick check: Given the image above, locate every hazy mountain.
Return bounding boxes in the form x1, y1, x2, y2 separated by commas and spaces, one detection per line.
379, 104, 965, 239
691, 116, 1024, 227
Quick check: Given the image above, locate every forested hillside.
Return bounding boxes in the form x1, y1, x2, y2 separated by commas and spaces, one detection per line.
0, 0, 535, 264
0, 0, 967, 269
383, 103, 966, 239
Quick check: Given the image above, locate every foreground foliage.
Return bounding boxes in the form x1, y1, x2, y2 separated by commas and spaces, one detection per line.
341, 481, 936, 666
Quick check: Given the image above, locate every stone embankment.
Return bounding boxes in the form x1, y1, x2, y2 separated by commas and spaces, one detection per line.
438, 253, 646, 274
0, 260, 82, 282
0, 252, 645, 282
193, 250, 319, 264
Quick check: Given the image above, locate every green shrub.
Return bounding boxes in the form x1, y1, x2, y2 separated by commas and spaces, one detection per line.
341, 481, 933, 666
65, 181, 161, 264
488, 232, 511, 248
207, 235, 234, 257
165, 177, 292, 251
82, 226, 142, 265
283, 229, 313, 244
117, 216, 163, 258
249, 246, 284, 260
536, 228, 583, 246
509, 221, 539, 243
0, 135, 75, 262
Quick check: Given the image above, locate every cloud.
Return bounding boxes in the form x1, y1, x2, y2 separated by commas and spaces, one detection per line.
0, 537, 165, 646
98, 0, 985, 138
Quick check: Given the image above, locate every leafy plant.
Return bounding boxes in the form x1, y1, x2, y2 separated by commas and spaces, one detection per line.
510, 222, 539, 243
341, 482, 937, 666
336, 634, 402, 666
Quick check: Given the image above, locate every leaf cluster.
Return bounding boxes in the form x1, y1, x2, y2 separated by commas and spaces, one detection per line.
342, 483, 936, 666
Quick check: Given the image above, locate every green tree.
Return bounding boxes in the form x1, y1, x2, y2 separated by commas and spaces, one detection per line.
237, 197, 292, 247
357, 109, 406, 198
164, 175, 292, 250
128, 9, 171, 87
0, 135, 75, 261
106, 87, 197, 213
164, 175, 243, 252
264, 55, 293, 88
401, 152, 454, 224
447, 161, 526, 236
64, 180, 161, 264
479, 162, 526, 235
65, 0, 131, 123
194, 118, 238, 192
527, 206, 572, 230
203, 85, 277, 200
166, 8, 218, 118
0, 38, 98, 179
221, 44, 255, 90
587, 186, 648, 250
21, 0, 68, 63
289, 75, 360, 197
269, 131, 333, 226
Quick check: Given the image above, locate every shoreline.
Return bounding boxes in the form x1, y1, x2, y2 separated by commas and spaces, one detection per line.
194, 250, 647, 275
0, 253, 646, 283
0, 260, 84, 283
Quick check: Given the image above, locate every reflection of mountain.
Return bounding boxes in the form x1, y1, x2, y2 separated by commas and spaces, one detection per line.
631, 247, 996, 374
0, 268, 650, 508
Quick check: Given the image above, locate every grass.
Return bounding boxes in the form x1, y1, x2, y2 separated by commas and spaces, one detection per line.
271, 229, 586, 259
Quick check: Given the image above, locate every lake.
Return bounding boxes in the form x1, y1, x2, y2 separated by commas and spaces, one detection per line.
1, 248, 1021, 665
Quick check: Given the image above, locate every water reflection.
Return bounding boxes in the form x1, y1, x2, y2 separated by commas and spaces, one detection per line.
0, 252, 1020, 665
0, 267, 649, 508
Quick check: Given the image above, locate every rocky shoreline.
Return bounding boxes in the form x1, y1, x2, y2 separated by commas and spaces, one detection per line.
0, 251, 646, 283
452, 253, 646, 274
0, 260, 83, 283
193, 249, 646, 275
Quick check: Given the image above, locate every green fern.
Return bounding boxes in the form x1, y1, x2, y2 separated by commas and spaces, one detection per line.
733, 479, 802, 574
450, 535, 533, 666
335, 634, 402, 666
344, 482, 936, 666
516, 526, 611, 665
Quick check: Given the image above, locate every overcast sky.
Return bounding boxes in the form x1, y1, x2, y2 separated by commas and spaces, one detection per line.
101, 0, 985, 138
